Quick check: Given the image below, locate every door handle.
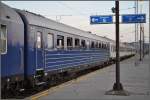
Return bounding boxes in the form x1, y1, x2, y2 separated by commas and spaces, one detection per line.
20, 48, 24, 70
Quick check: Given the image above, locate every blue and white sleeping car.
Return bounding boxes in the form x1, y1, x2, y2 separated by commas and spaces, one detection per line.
1, 3, 110, 93
17, 9, 110, 86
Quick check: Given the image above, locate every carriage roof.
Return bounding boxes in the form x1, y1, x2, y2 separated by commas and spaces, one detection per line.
17, 10, 107, 43
0, 3, 23, 25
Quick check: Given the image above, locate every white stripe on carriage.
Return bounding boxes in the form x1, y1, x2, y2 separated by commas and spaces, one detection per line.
45, 52, 108, 56
46, 57, 92, 64
45, 49, 107, 52
46, 58, 107, 68
46, 56, 107, 64
46, 54, 108, 60
45, 59, 107, 72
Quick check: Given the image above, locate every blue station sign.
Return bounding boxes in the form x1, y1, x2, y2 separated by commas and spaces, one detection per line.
90, 15, 113, 24
122, 14, 146, 23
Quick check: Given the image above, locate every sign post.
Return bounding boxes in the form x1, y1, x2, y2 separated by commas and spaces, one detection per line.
114, 0, 122, 91
90, 0, 146, 96
105, 1, 129, 96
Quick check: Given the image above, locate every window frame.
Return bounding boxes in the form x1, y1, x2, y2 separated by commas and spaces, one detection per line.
36, 31, 42, 49
106, 43, 108, 49
0, 24, 7, 54
57, 35, 64, 49
111, 46, 113, 52
67, 37, 73, 47
81, 39, 86, 48
67, 37, 73, 50
86, 40, 90, 49
95, 42, 98, 48
104, 43, 106, 49
91, 41, 95, 48
99, 42, 102, 48
103, 43, 106, 49
47, 33, 54, 49
102, 43, 104, 49
75, 38, 80, 47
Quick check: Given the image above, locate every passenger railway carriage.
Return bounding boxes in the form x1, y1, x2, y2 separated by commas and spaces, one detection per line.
1, 3, 110, 92
0, 3, 134, 95
16, 9, 110, 87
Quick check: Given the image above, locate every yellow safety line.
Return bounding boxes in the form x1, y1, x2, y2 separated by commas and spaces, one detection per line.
31, 90, 49, 100
30, 66, 108, 100
30, 80, 75, 100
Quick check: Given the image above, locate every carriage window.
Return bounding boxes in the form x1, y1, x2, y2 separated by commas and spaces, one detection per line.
0, 25, 7, 54
67, 37, 73, 47
75, 38, 80, 47
102, 43, 104, 48
81, 40, 86, 47
103, 44, 106, 49
57, 35, 64, 48
96, 42, 98, 48
107, 44, 109, 49
111, 46, 112, 51
113, 46, 116, 52
47, 33, 53, 49
112, 46, 114, 51
91, 41, 95, 48
104, 44, 106, 49
37, 32, 42, 48
106, 44, 108, 49
86, 41, 90, 48
99, 43, 101, 48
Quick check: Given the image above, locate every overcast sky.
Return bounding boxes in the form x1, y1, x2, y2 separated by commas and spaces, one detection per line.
2, 1, 149, 43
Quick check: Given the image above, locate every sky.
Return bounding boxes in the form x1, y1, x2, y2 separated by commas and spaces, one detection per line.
2, 1, 149, 43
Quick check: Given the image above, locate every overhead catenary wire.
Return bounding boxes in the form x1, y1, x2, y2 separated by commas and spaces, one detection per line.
120, 7, 136, 11
57, 1, 135, 16
57, 1, 87, 16
120, 27, 134, 33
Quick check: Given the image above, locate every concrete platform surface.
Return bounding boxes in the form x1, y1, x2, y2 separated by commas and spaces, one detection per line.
29, 55, 150, 100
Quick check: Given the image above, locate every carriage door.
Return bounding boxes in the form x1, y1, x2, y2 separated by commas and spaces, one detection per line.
36, 31, 44, 70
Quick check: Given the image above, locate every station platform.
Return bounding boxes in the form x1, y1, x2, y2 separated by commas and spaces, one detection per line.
29, 55, 150, 100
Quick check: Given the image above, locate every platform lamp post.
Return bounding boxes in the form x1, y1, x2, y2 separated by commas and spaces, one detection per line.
105, 0, 129, 96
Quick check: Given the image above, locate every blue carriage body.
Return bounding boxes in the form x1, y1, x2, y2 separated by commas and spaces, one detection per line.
45, 49, 109, 72
17, 10, 110, 78
1, 3, 24, 81
1, 3, 110, 89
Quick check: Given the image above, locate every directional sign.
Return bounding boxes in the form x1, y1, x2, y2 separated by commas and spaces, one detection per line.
90, 15, 113, 24
122, 14, 146, 23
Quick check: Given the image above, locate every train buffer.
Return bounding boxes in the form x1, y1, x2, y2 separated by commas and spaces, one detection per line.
29, 55, 150, 100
